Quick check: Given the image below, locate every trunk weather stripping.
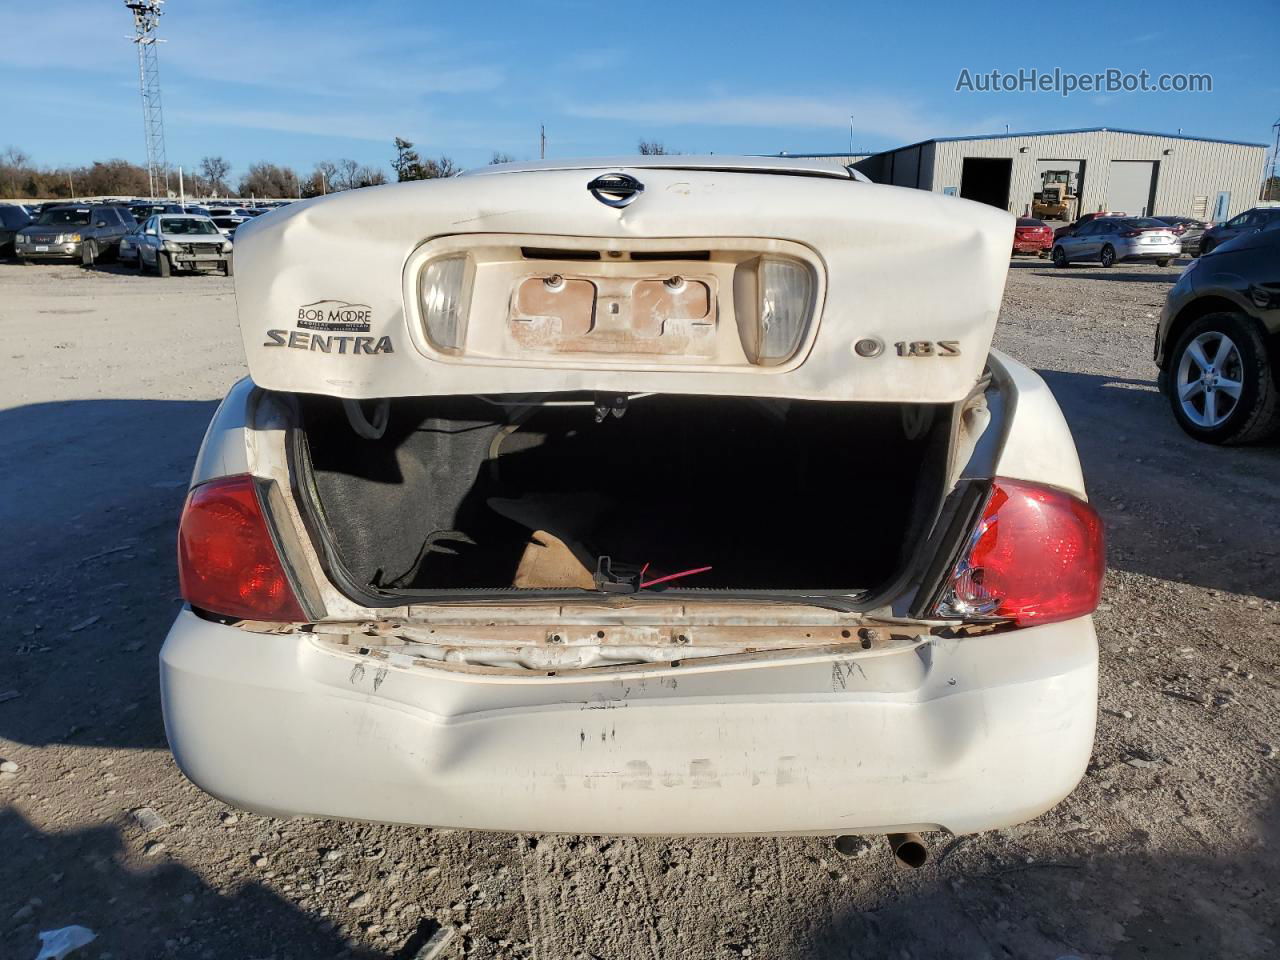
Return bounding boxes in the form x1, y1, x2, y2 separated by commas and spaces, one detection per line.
909, 479, 992, 621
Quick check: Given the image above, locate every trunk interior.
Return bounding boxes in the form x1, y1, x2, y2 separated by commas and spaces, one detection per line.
293, 392, 953, 599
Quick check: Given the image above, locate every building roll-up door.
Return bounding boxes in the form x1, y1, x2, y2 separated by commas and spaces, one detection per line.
1107, 161, 1158, 216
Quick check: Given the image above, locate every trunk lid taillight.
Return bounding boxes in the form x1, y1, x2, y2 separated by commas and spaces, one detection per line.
178, 475, 307, 622
935, 479, 1104, 627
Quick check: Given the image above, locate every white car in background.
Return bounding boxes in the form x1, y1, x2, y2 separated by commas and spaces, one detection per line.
207, 207, 252, 240
1052, 216, 1181, 268
136, 214, 234, 277
161, 158, 1102, 859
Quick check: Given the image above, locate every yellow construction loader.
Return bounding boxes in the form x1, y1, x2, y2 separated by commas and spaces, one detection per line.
1033, 169, 1077, 221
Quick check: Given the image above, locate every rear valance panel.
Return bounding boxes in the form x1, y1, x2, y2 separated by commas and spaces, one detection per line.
234, 168, 1013, 403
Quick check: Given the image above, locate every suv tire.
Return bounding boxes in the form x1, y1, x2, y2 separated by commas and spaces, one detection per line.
81, 240, 98, 267
1160, 312, 1280, 445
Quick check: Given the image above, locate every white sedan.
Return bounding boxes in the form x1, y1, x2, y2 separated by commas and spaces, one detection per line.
136, 214, 233, 277
161, 158, 1102, 859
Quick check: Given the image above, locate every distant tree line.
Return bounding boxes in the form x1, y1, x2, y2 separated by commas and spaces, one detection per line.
1, 137, 679, 199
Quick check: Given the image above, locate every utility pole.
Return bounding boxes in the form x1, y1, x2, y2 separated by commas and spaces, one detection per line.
124, 0, 170, 199
1267, 117, 1280, 201
540, 124, 546, 160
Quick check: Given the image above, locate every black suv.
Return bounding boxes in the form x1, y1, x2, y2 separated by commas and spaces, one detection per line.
1156, 223, 1280, 443
14, 203, 135, 265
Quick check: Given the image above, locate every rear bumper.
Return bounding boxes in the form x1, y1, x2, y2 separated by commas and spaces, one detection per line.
1116, 242, 1180, 260
160, 609, 1097, 836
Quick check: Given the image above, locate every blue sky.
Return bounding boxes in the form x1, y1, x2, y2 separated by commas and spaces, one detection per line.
2, 0, 1275, 181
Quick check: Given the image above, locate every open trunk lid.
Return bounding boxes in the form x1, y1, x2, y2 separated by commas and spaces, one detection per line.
234, 163, 1013, 403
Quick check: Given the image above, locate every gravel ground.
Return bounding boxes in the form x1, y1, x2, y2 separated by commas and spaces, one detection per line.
1, 256, 1278, 960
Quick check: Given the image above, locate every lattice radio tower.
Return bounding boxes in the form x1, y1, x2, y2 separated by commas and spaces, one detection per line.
124, 0, 170, 198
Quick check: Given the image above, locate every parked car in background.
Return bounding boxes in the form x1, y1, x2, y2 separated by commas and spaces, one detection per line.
129, 202, 185, 223
207, 207, 251, 238
14, 204, 134, 264
1052, 216, 1180, 268
162, 158, 1103, 847
117, 221, 144, 266
1155, 225, 1280, 444
1153, 216, 1211, 256
1052, 211, 1126, 242
136, 214, 233, 276
1198, 207, 1280, 255
0, 204, 32, 258
1013, 217, 1053, 257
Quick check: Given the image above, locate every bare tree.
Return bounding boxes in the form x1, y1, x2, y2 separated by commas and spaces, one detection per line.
334, 158, 361, 191
0, 147, 33, 197
79, 159, 151, 197
239, 162, 300, 199
355, 165, 387, 188
638, 140, 670, 155
199, 155, 231, 197
418, 155, 459, 179
301, 160, 339, 197
489, 152, 515, 165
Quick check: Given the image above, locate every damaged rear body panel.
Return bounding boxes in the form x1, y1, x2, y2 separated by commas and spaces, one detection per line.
233, 161, 1012, 403
161, 158, 1099, 837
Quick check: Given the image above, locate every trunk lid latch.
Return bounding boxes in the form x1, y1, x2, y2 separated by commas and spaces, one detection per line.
593, 555, 640, 594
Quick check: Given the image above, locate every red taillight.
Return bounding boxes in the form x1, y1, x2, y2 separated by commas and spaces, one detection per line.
178, 474, 306, 621
935, 479, 1104, 627
1121, 230, 1141, 238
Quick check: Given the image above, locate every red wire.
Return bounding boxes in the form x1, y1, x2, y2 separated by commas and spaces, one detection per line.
640, 566, 713, 589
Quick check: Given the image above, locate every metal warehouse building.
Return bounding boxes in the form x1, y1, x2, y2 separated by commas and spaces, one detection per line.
845, 128, 1266, 223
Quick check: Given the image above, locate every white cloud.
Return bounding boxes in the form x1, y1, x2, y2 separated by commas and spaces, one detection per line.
559, 49, 624, 72
564, 93, 990, 144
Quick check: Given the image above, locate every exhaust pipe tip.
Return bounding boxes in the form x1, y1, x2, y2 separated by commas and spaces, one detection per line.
887, 832, 928, 868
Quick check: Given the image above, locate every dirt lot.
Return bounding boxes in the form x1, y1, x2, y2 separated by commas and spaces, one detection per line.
2, 257, 1278, 960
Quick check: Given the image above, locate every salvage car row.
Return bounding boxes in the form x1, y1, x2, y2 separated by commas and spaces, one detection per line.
1010, 208, 1276, 262
0, 198, 289, 276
